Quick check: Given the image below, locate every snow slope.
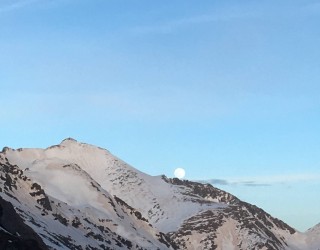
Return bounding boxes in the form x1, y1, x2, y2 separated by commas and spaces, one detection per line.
4, 138, 221, 233
0, 144, 174, 249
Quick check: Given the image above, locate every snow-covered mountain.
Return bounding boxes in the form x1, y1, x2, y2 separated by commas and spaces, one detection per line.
0, 138, 319, 249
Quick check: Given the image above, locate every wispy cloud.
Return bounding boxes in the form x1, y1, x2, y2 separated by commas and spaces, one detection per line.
206, 179, 230, 186
132, 10, 259, 35
199, 178, 271, 187
0, 0, 38, 13
132, 15, 217, 34
198, 174, 320, 187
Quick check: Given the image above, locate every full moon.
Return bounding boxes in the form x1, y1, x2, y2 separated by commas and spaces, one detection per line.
174, 168, 186, 179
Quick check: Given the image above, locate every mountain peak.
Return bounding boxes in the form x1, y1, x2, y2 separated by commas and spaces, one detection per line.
308, 223, 320, 232
1, 146, 12, 153
60, 137, 78, 144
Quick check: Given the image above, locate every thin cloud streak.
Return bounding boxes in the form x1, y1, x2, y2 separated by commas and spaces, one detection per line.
132, 10, 259, 34
0, 0, 39, 13
198, 174, 320, 187
132, 3, 311, 35
198, 179, 271, 187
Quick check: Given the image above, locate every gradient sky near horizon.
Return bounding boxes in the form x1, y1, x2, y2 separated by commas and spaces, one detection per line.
1, 0, 320, 231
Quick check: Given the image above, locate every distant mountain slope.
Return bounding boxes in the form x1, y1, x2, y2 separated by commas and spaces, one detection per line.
0, 138, 319, 249
304, 223, 320, 249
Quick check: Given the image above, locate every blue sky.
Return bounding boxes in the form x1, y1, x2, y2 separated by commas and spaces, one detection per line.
1, 0, 320, 231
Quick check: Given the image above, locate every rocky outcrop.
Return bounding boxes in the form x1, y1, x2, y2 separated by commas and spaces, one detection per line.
165, 177, 296, 250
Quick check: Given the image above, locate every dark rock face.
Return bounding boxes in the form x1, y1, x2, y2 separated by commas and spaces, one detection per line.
30, 183, 52, 211
0, 196, 48, 250
0, 231, 45, 250
157, 232, 179, 250
163, 176, 240, 204
114, 196, 149, 222
0, 160, 52, 213
168, 206, 289, 249
0, 162, 21, 192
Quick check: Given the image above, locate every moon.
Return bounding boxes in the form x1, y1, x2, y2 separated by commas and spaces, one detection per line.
174, 168, 186, 179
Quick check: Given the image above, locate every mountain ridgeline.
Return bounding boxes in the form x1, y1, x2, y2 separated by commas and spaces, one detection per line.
0, 138, 319, 249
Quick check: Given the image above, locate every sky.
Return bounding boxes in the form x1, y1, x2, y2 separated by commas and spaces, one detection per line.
1, 0, 320, 232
